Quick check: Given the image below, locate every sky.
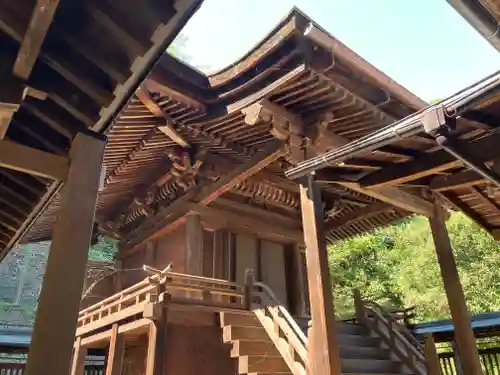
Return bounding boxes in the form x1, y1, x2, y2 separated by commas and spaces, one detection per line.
177, 0, 500, 102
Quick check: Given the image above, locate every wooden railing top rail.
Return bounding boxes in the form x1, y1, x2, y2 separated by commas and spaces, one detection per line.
360, 298, 426, 375
254, 281, 308, 347
79, 265, 243, 317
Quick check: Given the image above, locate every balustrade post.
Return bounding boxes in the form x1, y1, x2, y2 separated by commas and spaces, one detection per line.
423, 333, 441, 375
353, 289, 364, 324
244, 268, 255, 310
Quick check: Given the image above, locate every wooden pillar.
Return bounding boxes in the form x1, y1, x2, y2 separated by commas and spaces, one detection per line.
185, 213, 203, 275
299, 174, 342, 375
70, 337, 87, 375
106, 324, 124, 375
429, 202, 481, 375
25, 132, 105, 375
452, 340, 465, 375
423, 333, 441, 375
293, 244, 307, 316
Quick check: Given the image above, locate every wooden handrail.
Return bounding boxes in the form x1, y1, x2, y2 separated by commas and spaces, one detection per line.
77, 266, 247, 336
250, 273, 308, 375
358, 297, 426, 375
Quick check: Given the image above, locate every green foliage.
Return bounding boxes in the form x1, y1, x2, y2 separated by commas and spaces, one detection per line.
329, 212, 500, 322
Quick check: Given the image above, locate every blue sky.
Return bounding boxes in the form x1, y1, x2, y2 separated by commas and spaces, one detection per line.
178, 0, 500, 101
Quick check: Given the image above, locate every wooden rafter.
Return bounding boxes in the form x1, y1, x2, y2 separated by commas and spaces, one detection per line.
0, 139, 69, 180
13, 0, 61, 80
136, 83, 190, 148
430, 170, 485, 192
359, 134, 500, 188
470, 186, 500, 214
339, 182, 434, 217
324, 202, 394, 232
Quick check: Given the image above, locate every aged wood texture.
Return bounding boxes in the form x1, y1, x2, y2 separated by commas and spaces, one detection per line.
13, 0, 61, 79
185, 214, 203, 275
105, 324, 124, 375
299, 174, 342, 375
25, 133, 105, 375
429, 202, 482, 375
70, 337, 87, 375
0, 139, 69, 180
339, 182, 434, 217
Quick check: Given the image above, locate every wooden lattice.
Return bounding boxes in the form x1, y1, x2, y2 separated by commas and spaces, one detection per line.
202, 230, 214, 277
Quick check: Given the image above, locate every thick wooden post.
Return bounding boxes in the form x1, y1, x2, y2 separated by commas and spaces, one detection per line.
428, 202, 481, 375
423, 333, 441, 375
105, 324, 125, 375
25, 132, 105, 375
299, 174, 342, 375
353, 289, 364, 324
185, 213, 203, 275
70, 337, 87, 375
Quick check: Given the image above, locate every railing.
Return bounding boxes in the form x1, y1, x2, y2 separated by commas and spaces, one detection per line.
355, 291, 427, 375
439, 347, 500, 375
249, 270, 308, 375
0, 363, 24, 375
77, 265, 246, 336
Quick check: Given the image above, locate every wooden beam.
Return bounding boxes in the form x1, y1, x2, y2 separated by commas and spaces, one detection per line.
13, 0, 61, 80
439, 191, 493, 233
188, 203, 303, 243
324, 202, 394, 232
299, 174, 342, 375
0, 139, 69, 180
430, 170, 485, 192
145, 321, 159, 375
428, 202, 482, 375
359, 134, 500, 188
105, 324, 124, 375
136, 83, 189, 148
470, 186, 500, 213
338, 182, 434, 217
25, 133, 105, 375
0, 103, 19, 139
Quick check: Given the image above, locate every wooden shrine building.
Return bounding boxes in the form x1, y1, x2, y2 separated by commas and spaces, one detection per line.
0, 2, 499, 375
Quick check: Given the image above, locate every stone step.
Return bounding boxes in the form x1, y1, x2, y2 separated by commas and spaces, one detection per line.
238, 355, 289, 374
223, 325, 270, 343
338, 333, 381, 347
336, 323, 369, 336
339, 345, 391, 360
231, 339, 279, 357
341, 358, 403, 374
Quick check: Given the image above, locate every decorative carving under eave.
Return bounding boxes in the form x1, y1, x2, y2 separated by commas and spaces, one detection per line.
232, 179, 300, 210
242, 99, 307, 164
120, 148, 207, 228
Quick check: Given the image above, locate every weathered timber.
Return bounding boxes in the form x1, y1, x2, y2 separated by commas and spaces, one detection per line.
430, 170, 485, 192
188, 203, 303, 243
13, 0, 61, 79
360, 134, 500, 188
70, 337, 87, 375
0, 139, 69, 180
105, 324, 124, 375
338, 182, 434, 217
136, 83, 189, 148
428, 202, 482, 375
186, 213, 203, 275
25, 133, 105, 375
299, 174, 342, 375
0, 103, 19, 139
324, 202, 394, 232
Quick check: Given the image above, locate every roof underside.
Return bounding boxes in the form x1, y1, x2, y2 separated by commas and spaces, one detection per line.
0, 0, 202, 258
448, 0, 500, 51
23, 9, 429, 249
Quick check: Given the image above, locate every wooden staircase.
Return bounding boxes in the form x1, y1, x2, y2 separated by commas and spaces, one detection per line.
220, 310, 413, 375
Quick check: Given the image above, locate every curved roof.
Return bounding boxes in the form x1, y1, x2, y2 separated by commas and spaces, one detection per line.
0, 0, 203, 259
25, 8, 427, 249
